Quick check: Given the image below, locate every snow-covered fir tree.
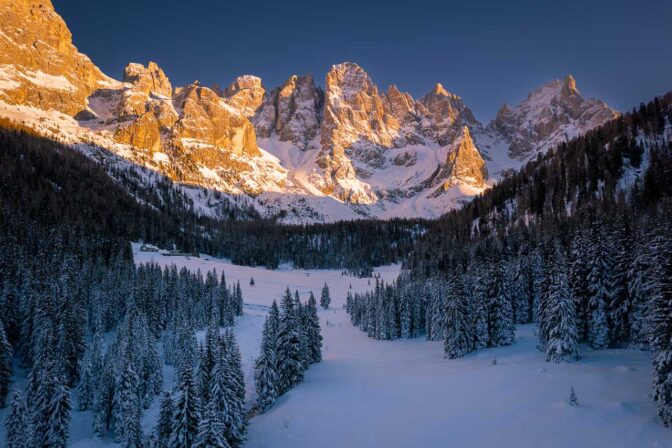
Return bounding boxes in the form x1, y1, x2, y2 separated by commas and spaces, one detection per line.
255, 313, 279, 413
320, 283, 331, 309
277, 288, 304, 394
544, 247, 581, 363
0, 320, 13, 408
5, 390, 31, 448
154, 392, 175, 448
170, 363, 201, 448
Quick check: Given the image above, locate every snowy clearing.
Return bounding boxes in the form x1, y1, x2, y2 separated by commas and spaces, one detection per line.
134, 247, 672, 448
2, 247, 669, 447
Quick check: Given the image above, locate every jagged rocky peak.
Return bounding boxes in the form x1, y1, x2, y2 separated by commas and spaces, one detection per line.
419, 83, 480, 146
122, 62, 173, 97
428, 126, 488, 194
275, 74, 323, 149
0, 0, 108, 115
252, 73, 323, 150
490, 74, 618, 160
320, 62, 402, 157
222, 75, 265, 117
172, 82, 260, 158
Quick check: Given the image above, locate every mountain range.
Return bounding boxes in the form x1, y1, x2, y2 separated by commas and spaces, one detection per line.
0, 0, 618, 223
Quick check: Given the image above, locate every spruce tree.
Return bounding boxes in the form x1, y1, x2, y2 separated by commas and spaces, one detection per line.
305, 292, 323, 364
195, 400, 231, 448
154, 392, 175, 448
545, 248, 581, 363
116, 361, 143, 448
0, 320, 13, 408
255, 315, 279, 413
443, 273, 472, 359
320, 283, 331, 310
170, 364, 201, 448
5, 390, 31, 448
277, 288, 303, 394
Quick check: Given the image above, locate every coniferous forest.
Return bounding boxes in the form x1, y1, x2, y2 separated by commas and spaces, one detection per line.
346, 93, 672, 423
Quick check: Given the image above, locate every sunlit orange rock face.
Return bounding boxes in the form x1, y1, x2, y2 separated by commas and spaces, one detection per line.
427, 126, 488, 195
0, 0, 619, 215
0, 0, 107, 115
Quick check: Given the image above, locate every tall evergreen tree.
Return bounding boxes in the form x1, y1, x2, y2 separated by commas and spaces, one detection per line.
170, 364, 201, 448
154, 392, 175, 448
443, 273, 472, 359
320, 283, 331, 310
305, 292, 323, 364
5, 390, 31, 448
0, 320, 13, 408
255, 315, 279, 413
276, 288, 303, 394
544, 248, 581, 363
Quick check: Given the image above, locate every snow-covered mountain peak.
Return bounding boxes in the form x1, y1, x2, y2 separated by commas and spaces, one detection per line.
0, 0, 620, 223
488, 75, 618, 161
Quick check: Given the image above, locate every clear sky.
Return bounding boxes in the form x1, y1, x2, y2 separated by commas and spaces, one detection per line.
53, 0, 672, 121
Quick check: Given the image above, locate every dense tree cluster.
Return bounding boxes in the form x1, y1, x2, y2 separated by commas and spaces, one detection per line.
255, 289, 322, 413
347, 93, 672, 423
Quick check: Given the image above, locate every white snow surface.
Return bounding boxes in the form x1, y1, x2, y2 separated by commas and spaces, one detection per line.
1, 245, 671, 447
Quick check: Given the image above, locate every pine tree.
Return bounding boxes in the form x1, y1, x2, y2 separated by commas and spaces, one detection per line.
488, 264, 515, 347
569, 231, 590, 341
44, 373, 71, 448
255, 315, 278, 413
443, 273, 472, 359
305, 292, 323, 364
194, 400, 231, 448
154, 392, 175, 448
544, 247, 581, 363
587, 226, 612, 349
5, 390, 31, 448
221, 331, 247, 447
170, 364, 201, 448
0, 320, 13, 408
650, 233, 672, 427
116, 361, 143, 448
320, 283, 331, 310
277, 288, 303, 394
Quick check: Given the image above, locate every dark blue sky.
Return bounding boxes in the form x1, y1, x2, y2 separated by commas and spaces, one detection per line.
53, 0, 671, 121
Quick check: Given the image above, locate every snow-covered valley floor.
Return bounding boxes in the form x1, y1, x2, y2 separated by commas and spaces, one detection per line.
3, 248, 670, 447
133, 248, 672, 448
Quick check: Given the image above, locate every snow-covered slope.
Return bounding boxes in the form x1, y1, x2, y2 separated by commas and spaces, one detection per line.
0, 0, 618, 223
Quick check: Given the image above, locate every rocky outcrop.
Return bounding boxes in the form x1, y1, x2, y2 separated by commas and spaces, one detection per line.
488, 75, 618, 160
222, 75, 265, 117
122, 62, 172, 97
427, 127, 488, 194
259, 74, 323, 150
0, 0, 108, 115
172, 82, 259, 157
419, 83, 481, 146
320, 62, 403, 157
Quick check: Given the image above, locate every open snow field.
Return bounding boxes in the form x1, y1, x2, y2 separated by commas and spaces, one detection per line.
2, 247, 671, 447
134, 247, 672, 448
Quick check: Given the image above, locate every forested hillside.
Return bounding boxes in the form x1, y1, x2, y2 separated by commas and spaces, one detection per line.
0, 118, 423, 271
346, 92, 672, 423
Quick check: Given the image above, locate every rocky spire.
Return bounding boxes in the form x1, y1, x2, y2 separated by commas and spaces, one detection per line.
419, 83, 480, 146
0, 0, 108, 115
427, 126, 488, 194
222, 75, 265, 117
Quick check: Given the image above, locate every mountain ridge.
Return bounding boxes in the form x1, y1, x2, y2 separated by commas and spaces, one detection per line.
0, 0, 618, 223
